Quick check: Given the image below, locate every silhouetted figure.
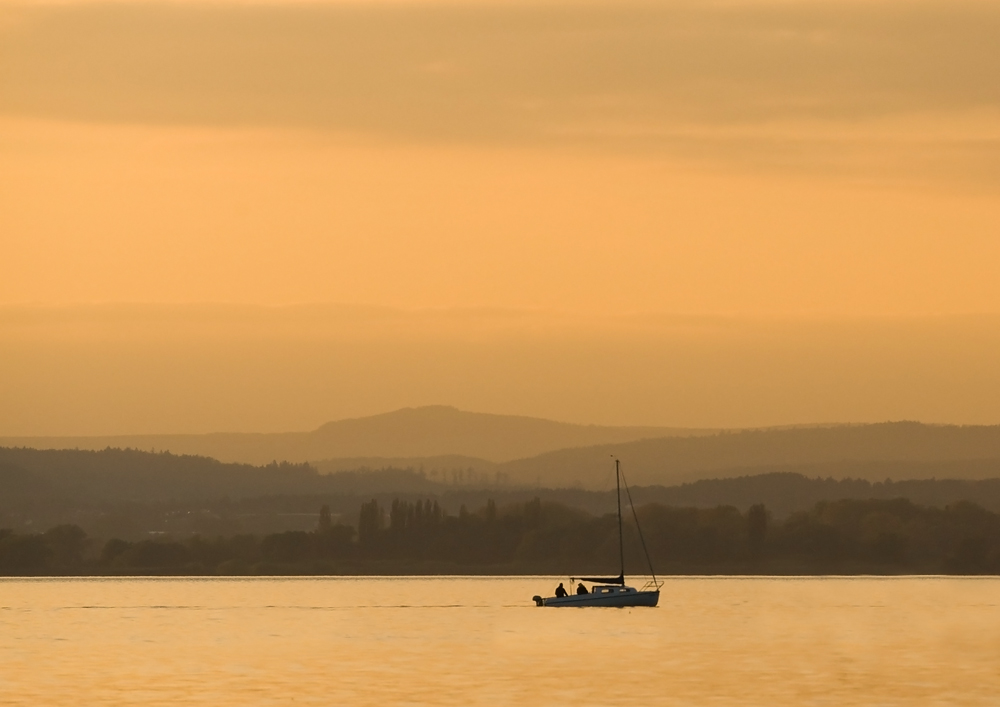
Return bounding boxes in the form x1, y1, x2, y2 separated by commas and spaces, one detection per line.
554, 582, 568, 598
576, 582, 589, 595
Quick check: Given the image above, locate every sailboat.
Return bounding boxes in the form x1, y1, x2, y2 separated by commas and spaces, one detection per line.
532, 458, 662, 607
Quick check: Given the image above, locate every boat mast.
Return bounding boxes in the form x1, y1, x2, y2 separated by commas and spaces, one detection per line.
616, 458, 625, 583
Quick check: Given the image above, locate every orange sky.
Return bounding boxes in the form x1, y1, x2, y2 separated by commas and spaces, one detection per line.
1, 0, 999, 433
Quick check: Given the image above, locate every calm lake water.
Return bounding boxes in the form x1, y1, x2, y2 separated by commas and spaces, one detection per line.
1, 576, 998, 706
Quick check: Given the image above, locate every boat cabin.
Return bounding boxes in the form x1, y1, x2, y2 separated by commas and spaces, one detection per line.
590, 585, 636, 595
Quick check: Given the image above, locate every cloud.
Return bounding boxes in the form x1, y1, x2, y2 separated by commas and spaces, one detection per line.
1, 0, 998, 182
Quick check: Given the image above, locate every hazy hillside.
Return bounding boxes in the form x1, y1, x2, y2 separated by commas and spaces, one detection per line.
311, 455, 499, 483
0, 406, 703, 465
7, 447, 1000, 540
496, 422, 1000, 488
630, 472, 1000, 518
0, 448, 324, 502
8, 419, 1000, 493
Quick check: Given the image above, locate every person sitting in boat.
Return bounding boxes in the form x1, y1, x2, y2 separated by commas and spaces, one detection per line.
576, 582, 589, 595
554, 582, 568, 598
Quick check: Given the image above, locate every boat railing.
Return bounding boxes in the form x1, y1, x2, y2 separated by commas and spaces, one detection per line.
640, 579, 664, 592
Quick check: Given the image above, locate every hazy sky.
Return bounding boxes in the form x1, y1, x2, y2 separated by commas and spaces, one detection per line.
1, 0, 999, 432
4, 305, 1000, 434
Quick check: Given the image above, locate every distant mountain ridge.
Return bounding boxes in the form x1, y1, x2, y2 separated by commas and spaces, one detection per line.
0, 406, 706, 465
493, 422, 1000, 488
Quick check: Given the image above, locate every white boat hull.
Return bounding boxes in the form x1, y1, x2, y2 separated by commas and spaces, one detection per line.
533, 585, 659, 607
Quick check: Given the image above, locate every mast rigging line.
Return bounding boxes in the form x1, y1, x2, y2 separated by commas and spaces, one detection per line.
617, 459, 658, 588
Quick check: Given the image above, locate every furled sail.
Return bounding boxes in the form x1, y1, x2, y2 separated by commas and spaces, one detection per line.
576, 574, 625, 585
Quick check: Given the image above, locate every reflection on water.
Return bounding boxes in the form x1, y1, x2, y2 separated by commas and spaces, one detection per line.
1, 577, 998, 706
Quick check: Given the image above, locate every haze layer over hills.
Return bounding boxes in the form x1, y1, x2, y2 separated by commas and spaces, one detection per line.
0, 406, 703, 466
6, 407, 1000, 490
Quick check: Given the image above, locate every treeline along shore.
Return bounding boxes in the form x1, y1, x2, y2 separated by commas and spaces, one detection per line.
4, 495, 1000, 576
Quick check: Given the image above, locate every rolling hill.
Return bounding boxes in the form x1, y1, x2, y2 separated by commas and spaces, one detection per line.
10, 412, 1000, 491
0, 406, 705, 465
492, 422, 1000, 488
